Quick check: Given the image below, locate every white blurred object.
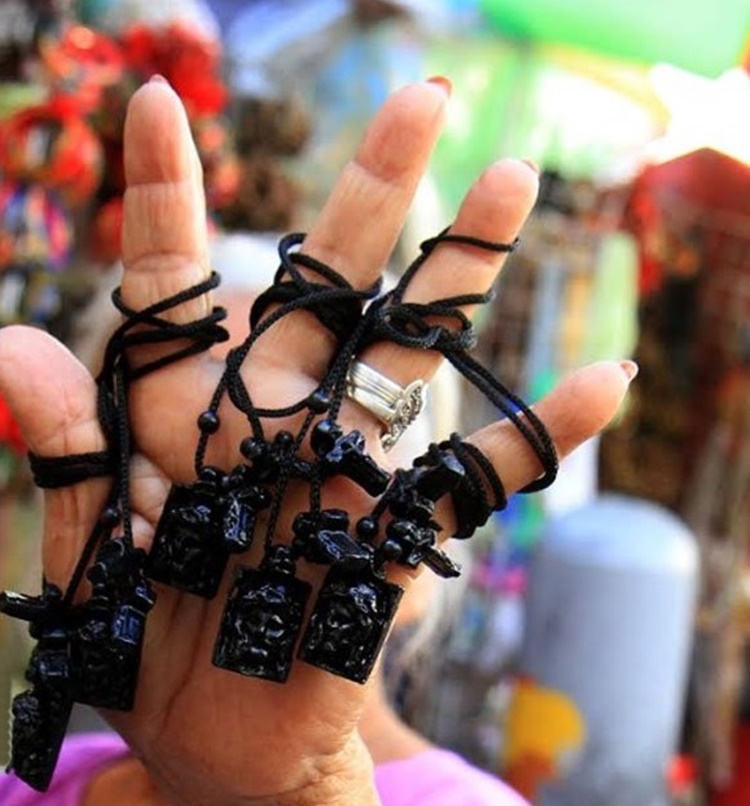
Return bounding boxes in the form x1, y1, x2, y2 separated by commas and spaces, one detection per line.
542, 436, 600, 517
98, 0, 220, 37
522, 495, 699, 806
645, 65, 750, 166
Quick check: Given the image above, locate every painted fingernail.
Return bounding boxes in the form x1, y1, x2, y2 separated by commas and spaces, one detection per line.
521, 158, 540, 174
150, 74, 169, 85
620, 360, 639, 382
426, 75, 452, 97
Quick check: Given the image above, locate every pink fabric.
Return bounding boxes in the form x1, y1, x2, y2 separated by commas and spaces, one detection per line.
374, 748, 530, 806
0, 734, 129, 806
0, 735, 529, 805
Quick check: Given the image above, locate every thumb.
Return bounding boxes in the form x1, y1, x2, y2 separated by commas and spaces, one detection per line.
0, 326, 109, 591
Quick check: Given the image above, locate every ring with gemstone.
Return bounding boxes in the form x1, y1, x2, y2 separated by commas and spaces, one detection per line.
345, 361, 427, 452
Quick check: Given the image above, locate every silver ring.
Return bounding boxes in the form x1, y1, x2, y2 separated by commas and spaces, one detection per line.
345, 361, 426, 452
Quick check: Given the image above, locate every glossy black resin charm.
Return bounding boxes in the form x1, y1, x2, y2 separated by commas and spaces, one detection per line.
379, 519, 461, 579
298, 565, 403, 684
213, 546, 311, 682
222, 468, 271, 554
291, 509, 372, 572
9, 624, 73, 792
147, 467, 230, 598
71, 537, 155, 710
311, 420, 390, 496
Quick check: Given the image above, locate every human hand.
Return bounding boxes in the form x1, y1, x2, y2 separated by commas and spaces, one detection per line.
0, 77, 634, 805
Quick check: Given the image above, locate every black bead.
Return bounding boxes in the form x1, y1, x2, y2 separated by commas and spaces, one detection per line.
98, 507, 121, 529
310, 419, 343, 456
274, 430, 295, 451
197, 410, 220, 434
198, 465, 225, 486
307, 389, 331, 414
240, 436, 265, 460
379, 539, 403, 562
356, 516, 379, 542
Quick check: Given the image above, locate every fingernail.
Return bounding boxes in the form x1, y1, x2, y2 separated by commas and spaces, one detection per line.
521, 158, 540, 174
620, 360, 639, 382
426, 75, 452, 97
150, 74, 169, 85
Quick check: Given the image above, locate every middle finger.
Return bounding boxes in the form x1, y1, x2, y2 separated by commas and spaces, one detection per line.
258, 79, 451, 379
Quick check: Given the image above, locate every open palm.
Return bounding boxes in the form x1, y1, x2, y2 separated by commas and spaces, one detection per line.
0, 78, 632, 804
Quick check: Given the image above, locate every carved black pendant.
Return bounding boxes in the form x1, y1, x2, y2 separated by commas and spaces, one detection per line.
147, 467, 229, 598
8, 626, 73, 792
222, 478, 271, 554
378, 518, 461, 579
311, 421, 390, 496
213, 546, 310, 683
386, 450, 466, 525
298, 566, 403, 684
71, 538, 155, 710
291, 509, 372, 572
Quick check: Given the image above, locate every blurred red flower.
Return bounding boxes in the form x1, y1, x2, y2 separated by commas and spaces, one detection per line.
0, 394, 25, 455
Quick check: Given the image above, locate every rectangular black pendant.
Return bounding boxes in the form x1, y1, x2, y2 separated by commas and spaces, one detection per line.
213, 564, 311, 683
147, 481, 229, 598
71, 600, 148, 711
222, 489, 259, 554
8, 686, 72, 792
298, 568, 403, 684
9, 632, 73, 794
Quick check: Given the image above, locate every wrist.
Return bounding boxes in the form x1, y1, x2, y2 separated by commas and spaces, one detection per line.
138, 733, 381, 806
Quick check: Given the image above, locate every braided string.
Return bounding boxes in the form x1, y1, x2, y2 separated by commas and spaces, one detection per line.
362, 229, 558, 491
199, 234, 382, 545
27, 275, 230, 609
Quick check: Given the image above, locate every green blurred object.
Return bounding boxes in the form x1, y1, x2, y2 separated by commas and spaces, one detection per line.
480, 0, 750, 78
73, 0, 118, 26
0, 83, 45, 121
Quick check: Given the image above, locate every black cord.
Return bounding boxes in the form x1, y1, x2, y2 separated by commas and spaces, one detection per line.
362, 229, 559, 491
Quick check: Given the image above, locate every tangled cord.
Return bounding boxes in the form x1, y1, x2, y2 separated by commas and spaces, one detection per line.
2, 226, 560, 791
362, 229, 558, 492
0, 275, 229, 792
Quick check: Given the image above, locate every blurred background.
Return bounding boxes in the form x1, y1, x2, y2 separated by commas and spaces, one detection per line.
1, 1, 750, 803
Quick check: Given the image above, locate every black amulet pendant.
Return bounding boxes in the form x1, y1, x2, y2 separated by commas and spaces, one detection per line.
147, 468, 229, 598
298, 567, 403, 684
213, 546, 311, 683
9, 627, 73, 792
71, 539, 155, 711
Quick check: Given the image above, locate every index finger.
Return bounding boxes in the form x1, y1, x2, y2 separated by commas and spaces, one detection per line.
120, 78, 211, 325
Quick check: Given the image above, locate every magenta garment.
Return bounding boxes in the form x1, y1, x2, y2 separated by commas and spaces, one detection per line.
0, 734, 129, 806
0, 735, 529, 805
374, 748, 530, 806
